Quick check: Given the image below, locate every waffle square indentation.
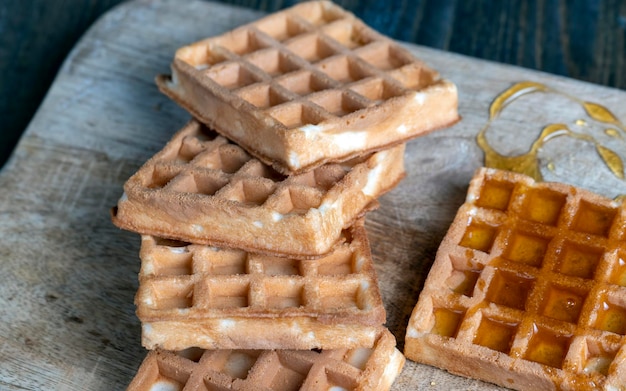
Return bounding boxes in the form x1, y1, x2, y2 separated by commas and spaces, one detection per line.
267, 102, 326, 129
317, 55, 371, 83
593, 297, 626, 335
149, 280, 194, 311
153, 356, 191, 387
273, 187, 323, 214
265, 280, 304, 309
221, 351, 260, 379
309, 90, 365, 117
255, 14, 309, 42
320, 19, 373, 49
223, 179, 276, 206
287, 35, 338, 63
344, 347, 374, 370
554, 241, 603, 279
256, 256, 300, 276
145, 165, 181, 189
268, 361, 308, 390
473, 316, 518, 354
459, 219, 499, 253
169, 173, 228, 196
572, 200, 617, 237
349, 78, 401, 103
520, 188, 567, 226
323, 368, 359, 390
445, 254, 483, 297
151, 239, 193, 276
208, 280, 249, 309
430, 308, 464, 338
319, 280, 361, 310
277, 70, 330, 96
474, 178, 514, 211
524, 325, 572, 368
291, 163, 351, 191
175, 135, 208, 162
194, 144, 251, 173
206, 62, 261, 90
502, 230, 551, 267
316, 247, 355, 275
201, 250, 247, 275
246, 49, 300, 76
485, 270, 534, 310
539, 284, 588, 323
357, 41, 413, 71
293, 3, 345, 26
236, 84, 290, 109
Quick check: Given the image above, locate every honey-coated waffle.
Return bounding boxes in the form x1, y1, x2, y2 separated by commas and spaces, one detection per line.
136, 219, 386, 351
157, 0, 458, 174
405, 167, 626, 390
112, 120, 405, 257
127, 328, 404, 391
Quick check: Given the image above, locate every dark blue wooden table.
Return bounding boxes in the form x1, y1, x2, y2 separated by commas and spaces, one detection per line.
1, 0, 624, 169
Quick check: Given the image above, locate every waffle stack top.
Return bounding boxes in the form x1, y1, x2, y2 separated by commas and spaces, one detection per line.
156, 0, 458, 175
113, 1, 459, 389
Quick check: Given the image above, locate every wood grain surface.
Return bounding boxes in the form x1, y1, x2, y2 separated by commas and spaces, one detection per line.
1, 0, 626, 389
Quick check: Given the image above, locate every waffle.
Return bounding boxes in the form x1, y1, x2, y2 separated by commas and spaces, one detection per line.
135, 219, 386, 351
156, 0, 458, 174
405, 167, 626, 390
127, 328, 404, 391
112, 120, 405, 258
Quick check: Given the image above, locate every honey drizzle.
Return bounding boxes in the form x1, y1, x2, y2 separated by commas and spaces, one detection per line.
488, 81, 549, 120
478, 81, 626, 192
605, 128, 621, 138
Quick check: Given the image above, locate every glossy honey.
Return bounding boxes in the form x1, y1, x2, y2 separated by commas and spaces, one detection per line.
525, 325, 571, 368
477, 81, 626, 191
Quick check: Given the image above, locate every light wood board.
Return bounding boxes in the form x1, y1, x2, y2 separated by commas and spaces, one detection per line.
1, 0, 625, 389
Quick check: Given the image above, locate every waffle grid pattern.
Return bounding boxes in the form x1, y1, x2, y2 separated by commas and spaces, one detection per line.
141, 125, 352, 215
136, 220, 384, 324
127, 328, 401, 391
161, 1, 456, 174
179, 2, 440, 130
407, 168, 626, 389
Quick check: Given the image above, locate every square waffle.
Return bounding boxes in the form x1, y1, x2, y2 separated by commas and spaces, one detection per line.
127, 328, 404, 391
135, 219, 386, 351
405, 167, 626, 390
156, 0, 458, 174
111, 120, 405, 258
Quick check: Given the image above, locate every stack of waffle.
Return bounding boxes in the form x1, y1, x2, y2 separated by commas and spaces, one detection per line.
112, 1, 459, 389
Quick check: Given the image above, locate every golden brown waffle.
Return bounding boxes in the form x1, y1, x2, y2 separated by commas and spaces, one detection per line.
156, 0, 458, 175
135, 220, 386, 351
111, 120, 405, 258
127, 328, 404, 391
405, 167, 626, 391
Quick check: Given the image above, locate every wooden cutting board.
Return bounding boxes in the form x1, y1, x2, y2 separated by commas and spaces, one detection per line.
1, 0, 625, 389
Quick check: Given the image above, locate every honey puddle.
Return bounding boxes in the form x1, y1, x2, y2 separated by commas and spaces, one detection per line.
477, 81, 626, 186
